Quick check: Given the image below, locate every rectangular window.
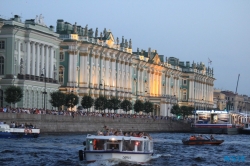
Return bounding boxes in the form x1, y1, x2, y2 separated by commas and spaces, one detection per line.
183, 92, 187, 100
60, 52, 64, 61
183, 79, 187, 85
0, 41, 5, 49
20, 43, 23, 51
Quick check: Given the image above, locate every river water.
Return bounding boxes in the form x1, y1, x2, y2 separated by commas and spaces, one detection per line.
0, 132, 249, 166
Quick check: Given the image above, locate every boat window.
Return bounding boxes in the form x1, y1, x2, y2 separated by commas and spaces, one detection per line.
106, 143, 119, 150
144, 141, 148, 152
122, 140, 143, 151
86, 139, 105, 150
93, 139, 105, 150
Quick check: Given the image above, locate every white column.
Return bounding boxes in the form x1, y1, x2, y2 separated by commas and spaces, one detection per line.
79, 53, 86, 87
26, 41, 31, 74
36, 44, 40, 76
105, 57, 110, 88
50, 47, 54, 78
17, 40, 20, 74
41, 44, 45, 70
31, 42, 35, 75
45, 46, 49, 77
159, 74, 162, 96
68, 51, 74, 86
111, 58, 115, 88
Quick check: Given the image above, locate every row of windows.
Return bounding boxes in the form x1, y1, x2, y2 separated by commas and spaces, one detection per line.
0, 41, 5, 49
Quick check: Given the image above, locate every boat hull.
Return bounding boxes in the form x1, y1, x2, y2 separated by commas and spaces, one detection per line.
83, 151, 152, 163
182, 139, 224, 145
0, 132, 39, 138
238, 129, 250, 134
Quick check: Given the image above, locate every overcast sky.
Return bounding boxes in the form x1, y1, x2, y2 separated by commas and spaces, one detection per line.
1, 0, 249, 96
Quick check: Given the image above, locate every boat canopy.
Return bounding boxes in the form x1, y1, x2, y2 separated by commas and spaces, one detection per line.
86, 134, 150, 141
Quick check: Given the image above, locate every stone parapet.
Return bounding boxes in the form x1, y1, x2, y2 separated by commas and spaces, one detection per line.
0, 113, 191, 134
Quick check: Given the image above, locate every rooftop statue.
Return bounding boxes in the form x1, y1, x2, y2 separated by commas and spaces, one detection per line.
84, 24, 88, 36
95, 28, 98, 38
73, 22, 77, 34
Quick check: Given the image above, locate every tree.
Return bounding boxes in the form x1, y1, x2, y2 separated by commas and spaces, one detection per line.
134, 100, 144, 114
49, 91, 66, 110
65, 93, 79, 111
120, 99, 132, 114
144, 101, 154, 115
109, 97, 121, 113
94, 96, 107, 112
171, 104, 181, 117
4, 86, 23, 107
180, 106, 193, 118
106, 99, 114, 113
81, 95, 94, 114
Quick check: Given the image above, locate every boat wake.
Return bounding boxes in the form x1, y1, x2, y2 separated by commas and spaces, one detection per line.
151, 153, 172, 159
87, 158, 147, 166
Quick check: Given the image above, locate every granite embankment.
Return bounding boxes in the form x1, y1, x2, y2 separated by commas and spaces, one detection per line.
0, 113, 191, 134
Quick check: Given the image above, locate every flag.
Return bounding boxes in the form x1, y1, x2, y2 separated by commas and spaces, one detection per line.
208, 58, 212, 65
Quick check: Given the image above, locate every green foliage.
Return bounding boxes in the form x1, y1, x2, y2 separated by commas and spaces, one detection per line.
180, 106, 194, 117
49, 91, 66, 110
144, 101, 154, 114
94, 96, 107, 111
109, 97, 121, 112
171, 104, 181, 116
81, 95, 94, 110
65, 93, 79, 110
134, 100, 144, 113
120, 99, 132, 113
171, 104, 194, 117
4, 86, 23, 105
106, 99, 114, 112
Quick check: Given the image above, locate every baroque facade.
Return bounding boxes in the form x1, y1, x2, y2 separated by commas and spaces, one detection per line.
57, 20, 215, 115
0, 15, 61, 109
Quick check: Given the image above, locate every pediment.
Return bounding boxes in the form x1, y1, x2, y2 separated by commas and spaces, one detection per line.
152, 54, 161, 64
105, 32, 115, 47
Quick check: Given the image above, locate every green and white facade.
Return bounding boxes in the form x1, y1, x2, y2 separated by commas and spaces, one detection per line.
0, 15, 61, 109
0, 15, 215, 115
57, 20, 215, 115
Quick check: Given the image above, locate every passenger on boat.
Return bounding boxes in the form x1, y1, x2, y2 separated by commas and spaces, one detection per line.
189, 135, 196, 140
210, 135, 214, 140
195, 135, 204, 140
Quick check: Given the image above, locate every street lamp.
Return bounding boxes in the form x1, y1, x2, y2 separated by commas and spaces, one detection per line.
41, 68, 47, 111
100, 79, 105, 97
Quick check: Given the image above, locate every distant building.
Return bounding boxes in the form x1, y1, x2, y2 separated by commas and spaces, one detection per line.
0, 15, 61, 109
57, 20, 215, 115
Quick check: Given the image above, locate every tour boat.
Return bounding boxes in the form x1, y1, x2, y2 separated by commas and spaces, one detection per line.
0, 123, 40, 138
182, 137, 224, 145
79, 134, 154, 163
238, 123, 250, 134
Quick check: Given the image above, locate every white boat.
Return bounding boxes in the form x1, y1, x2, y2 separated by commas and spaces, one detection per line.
0, 123, 40, 138
79, 134, 154, 163
239, 123, 250, 134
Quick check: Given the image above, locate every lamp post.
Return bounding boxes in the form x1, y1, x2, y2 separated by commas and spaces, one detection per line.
100, 79, 105, 97
41, 68, 47, 111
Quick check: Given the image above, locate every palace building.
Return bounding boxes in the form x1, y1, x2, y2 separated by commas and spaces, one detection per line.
56, 20, 215, 115
0, 15, 215, 115
0, 15, 61, 109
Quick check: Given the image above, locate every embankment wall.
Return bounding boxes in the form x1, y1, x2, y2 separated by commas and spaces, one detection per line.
0, 113, 191, 134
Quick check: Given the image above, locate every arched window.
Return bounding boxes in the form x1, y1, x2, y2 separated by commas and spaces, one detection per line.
59, 66, 64, 84
0, 56, 4, 75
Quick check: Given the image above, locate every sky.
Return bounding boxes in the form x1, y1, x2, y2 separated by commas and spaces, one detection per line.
1, 0, 250, 96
